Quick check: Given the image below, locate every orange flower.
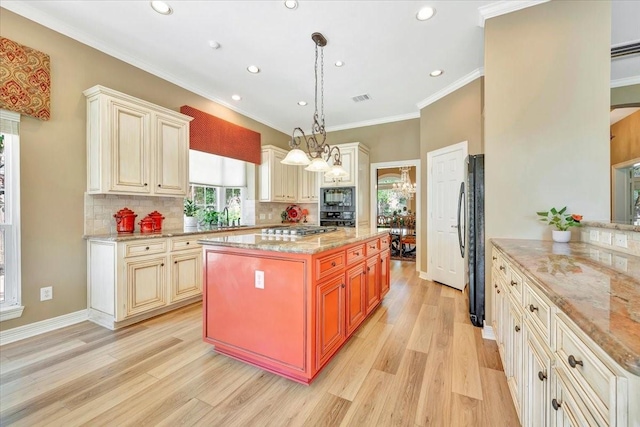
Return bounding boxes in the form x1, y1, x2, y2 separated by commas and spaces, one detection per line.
571, 214, 583, 222
301, 209, 309, 215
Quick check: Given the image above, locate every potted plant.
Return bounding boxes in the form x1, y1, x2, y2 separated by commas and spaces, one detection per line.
183, 198, 199, 228
200, 208, 219, 229
536, 207, 582, 242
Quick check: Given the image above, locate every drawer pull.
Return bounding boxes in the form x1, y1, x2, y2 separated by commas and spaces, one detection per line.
158, 184, 161, 187
514, 325, 520, 332
145, 247, 150, 250
492, 256, 497, 260
494, 284, 498, 289
186, 242, 190, 245
161, 263, 164, 267
367, 267, 371, 272
552, 399, 561, 411
538, 371, 547, 381
174, 261, 178, 264
355, 252, 360, 256
331, 261, 336, 267
529, 304, 539, 312
497, 289, 501, 294
144, 183, 148, 186
499, 266, 505, 271
510, 280, 517, 286
568, 355, 583, 368
341, 283, 345, 289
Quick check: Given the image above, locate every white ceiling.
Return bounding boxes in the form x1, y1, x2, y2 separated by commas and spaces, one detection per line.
3, 1, 640, 134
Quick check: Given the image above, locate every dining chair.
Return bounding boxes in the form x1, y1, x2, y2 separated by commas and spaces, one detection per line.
399, 215, 416, 259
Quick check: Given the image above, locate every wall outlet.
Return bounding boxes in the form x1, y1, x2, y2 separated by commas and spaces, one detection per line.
614, 233, 628, 248
268, 213, 273, 220
614, 255, 628, 272
589, 230, 599, 242
40, 286, 53, 301
600, 231, 612, 245
255, 270, 265, 289
259, 214, 266, 220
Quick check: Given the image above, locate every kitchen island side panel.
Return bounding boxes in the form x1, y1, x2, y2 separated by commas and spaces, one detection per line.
203, 249, 308, 371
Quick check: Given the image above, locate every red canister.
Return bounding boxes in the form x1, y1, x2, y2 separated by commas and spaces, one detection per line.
114, 207, 137, 233
139, 216, 156, 233
148, 211, 165, 231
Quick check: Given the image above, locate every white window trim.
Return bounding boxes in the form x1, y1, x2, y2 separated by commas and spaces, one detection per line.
0, 109, 23, 321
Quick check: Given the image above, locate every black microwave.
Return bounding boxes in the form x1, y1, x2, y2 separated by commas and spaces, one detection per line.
321, 187, 355, 208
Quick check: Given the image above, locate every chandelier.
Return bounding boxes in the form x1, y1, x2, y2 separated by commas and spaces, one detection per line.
281, 32, 348, 180
393, 166, 417, 200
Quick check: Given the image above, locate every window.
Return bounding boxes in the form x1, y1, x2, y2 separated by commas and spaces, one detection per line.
377, 174, 410, 216
188, 185, 243, 225
1, 110, 23, 321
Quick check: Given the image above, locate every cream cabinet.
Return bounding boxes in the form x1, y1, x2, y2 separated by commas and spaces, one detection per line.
491, 245, 640, 426
298, 166, 319, 203
259, 145, 297, 202
87, 234, 206, 330
84, 85, 192, 197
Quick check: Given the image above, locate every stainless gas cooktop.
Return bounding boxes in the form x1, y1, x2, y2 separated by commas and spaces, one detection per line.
260, 225, 338, 236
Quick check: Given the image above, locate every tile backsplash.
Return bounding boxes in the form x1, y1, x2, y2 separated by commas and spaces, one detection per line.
580, 222, 640, 257
84, 194, 183, 235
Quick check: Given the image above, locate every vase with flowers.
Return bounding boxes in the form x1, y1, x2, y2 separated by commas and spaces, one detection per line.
536, 207, 582, 242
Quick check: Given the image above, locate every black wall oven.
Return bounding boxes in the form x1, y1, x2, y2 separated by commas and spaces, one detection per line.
320, 187, 356, 228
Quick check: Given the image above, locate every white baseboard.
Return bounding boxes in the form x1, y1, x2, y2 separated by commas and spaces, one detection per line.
419, 271, 431, 281
482, 322, 496, 341
0, 309, 89, 346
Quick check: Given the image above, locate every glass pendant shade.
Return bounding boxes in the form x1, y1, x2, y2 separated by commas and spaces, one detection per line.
325, 163, 348, 180
305, 157, 330, 172
281, 148, 311, 165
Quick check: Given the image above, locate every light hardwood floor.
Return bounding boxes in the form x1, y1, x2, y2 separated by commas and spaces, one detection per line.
0, 261, 519, 426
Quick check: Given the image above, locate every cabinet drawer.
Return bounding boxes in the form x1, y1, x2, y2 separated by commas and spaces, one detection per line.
380, 234, 391, 249
123, 240, 167, 258
346, 244, 366, 265
170, 235, 203, 252
365, 238, 380, 256
493, 248, 508, 279
555, 315, 617, 423
316, 251, 345, 281
524, 282, 551, 344
506, 265, 523, 303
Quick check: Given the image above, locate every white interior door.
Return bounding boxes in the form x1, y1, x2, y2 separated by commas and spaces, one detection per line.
428, 142, 466, 290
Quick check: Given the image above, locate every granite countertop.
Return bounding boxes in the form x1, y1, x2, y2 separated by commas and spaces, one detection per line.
198, 227, 391, 255
581, 220, 640, 232
492, 239, 640, 376
84, 225, 274, 242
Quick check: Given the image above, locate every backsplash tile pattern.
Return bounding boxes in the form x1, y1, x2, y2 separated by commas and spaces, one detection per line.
256, 202, 318, 225
84, 194, 183, 235
580, 224, 640, 257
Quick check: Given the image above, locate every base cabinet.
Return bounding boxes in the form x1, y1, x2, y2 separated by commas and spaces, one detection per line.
380, 248, 390, 298
346, 262, 367, 335
492, 245, 639, 427
124, 255, 168, 317
170, 250, 202, 302
316, 274, 346, 369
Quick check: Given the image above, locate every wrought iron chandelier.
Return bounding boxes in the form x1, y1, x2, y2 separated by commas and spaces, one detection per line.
393, 166, 417, 200
281, 32, 347, 180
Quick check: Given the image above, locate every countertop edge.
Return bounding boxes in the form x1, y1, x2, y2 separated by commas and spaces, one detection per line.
491, 238, 640, 377
83, 225, 274, 242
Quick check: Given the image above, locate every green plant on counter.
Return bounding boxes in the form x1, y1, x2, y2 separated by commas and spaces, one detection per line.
184, 198, 198, 217
199, 208, 219, 227
0, 134, 4, 154
536, 207, 582, 231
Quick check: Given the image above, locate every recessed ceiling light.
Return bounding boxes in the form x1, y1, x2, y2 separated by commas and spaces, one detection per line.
150, 1, 173, 15
335, 61, 344, 67
247, 65, 260, 74
298, 101, 307, 106
232, 94, 242, 101
416, 6, 436, 21
284, 0, 298, 10
429, 69, 444, 77
208, 40, 221, 50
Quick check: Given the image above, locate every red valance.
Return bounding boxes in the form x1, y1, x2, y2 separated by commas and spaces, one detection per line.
180, 105, 261, 164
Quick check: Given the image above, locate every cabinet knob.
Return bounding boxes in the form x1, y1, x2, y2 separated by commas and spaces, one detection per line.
145, 247, 150, 250
186, 242, 190, 245
341, 283, 345, 288
492, 256, 497, 260
529, 304, 538, 312
174, 261, 178, 264
515, 325, 520, 332
381, 258, 384, 264
161, 263, 164, 267
157, 184, 161, 187
355, 252, 360, 256
331, 261, 336, 267
538, 371, 547, 381
568, 355, 583, 368
367, 267, 370, 271
494, 284, 498, 289
497, 289, 501, 294
499, 266, 505, 271
144, 183, 148, 186
551, 398, 561, 411
510, 280, 517, 287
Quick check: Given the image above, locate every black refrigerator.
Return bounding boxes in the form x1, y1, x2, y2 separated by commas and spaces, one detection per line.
457, 154, 485, 328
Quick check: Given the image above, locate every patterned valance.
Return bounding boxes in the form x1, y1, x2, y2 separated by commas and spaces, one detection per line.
0, 37, 51, 121
180, 105, 261, 164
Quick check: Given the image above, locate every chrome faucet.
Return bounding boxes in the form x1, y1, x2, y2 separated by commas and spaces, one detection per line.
222, 207, 229, 227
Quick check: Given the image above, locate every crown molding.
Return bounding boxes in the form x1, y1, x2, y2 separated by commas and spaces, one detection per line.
416, 68, 484, 110
1, 1, 290, 135
478, 1, 550, 27
325, 112, 420, 133
611, 75, 640, 88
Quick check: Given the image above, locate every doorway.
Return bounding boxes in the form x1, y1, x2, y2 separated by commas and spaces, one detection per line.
370, 159, 421, 271
612, 158, 640, 223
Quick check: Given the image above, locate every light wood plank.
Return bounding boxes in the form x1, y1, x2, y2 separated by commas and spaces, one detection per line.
301, 392, 351, 427
479, 367, 520, 426
450, 392, 482, 426
155, 398, 214, 426
339, 369, 395, 426
406, 304, 438, 353
452, 322, 483, 400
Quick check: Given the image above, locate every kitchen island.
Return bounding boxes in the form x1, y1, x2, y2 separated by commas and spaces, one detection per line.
198, 227, 391, 384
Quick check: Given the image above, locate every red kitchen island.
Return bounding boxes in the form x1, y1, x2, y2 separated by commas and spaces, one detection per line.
198, 227, 391, 384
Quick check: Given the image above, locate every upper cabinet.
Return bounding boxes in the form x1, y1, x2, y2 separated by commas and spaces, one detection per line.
259, 145, 298, 202
298, 166, 319, 203
84, 85, 193, 197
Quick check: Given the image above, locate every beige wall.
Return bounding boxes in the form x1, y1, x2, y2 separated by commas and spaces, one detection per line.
611, 110, 640, 165
612, 84, 640, 107
0, 9, 289, 329
484, 1, 610, 322
326, 119, 420, 164
419, 78, 484, 271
